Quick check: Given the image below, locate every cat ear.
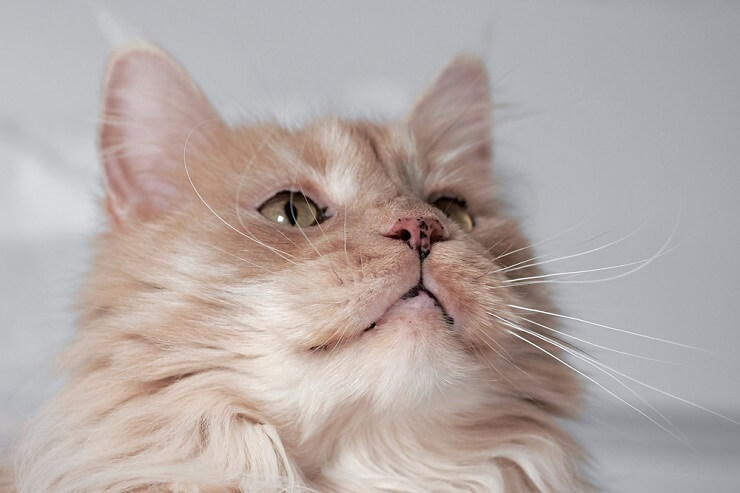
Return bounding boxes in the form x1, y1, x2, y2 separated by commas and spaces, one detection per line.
99, 42, 221, 225
409, 55, 492, 167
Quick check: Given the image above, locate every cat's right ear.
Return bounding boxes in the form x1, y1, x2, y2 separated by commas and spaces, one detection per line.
408, 55, 492, 173
99, 42, 221, 225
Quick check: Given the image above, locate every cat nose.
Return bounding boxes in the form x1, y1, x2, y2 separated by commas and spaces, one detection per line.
384, 216, 446, 259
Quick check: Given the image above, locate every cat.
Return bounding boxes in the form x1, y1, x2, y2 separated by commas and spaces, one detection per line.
0, 41, 589, 492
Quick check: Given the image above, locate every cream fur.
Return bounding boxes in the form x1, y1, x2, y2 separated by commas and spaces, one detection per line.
1, 44, 589, 492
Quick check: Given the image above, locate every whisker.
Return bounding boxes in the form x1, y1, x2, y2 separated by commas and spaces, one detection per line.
182, 120, 300, 266
563, 208, 682, 286
499, 322, 687, 443
481, 224, 518, 256
299, 184, 336, 251
467, 331, 542, 405
474, 328, 530, 377
283, 182, 350, 348
518, 316, 686, 366
290, 189, 343, 285
506, 220, 682, 287
503, 245, 678, 284
587, 351, 740, 427
476, 221, 586, 280
507, 304, 705, 351
487, 220, 586, 257
234, 133, 299, 251
494, 314, 688, 443
500, 218, 651, 275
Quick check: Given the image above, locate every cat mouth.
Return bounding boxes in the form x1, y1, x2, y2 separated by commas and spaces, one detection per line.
310, 283, 453, 351
364, 283, 455, 333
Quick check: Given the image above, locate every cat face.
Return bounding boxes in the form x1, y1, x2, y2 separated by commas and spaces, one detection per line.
87, 43, 578, 440
195, 119, 518, 414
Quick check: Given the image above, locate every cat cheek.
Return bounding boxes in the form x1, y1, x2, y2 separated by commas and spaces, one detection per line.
423, 243, 512, 339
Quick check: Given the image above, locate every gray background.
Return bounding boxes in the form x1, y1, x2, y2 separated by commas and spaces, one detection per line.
1, 1, 739, 491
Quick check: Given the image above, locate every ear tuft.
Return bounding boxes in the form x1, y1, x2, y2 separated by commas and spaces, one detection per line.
99, 41, 220, 225
409, 55, 492, 167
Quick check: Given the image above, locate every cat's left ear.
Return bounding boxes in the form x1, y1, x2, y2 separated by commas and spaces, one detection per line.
99, 41, 222, 225
409, 55, 492, 169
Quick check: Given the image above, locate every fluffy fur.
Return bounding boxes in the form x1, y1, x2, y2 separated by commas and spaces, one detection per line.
1, 42, 589, 492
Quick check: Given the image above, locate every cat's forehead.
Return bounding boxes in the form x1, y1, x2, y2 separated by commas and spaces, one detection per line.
300, 118, 398, 202
229, 117, 416, 206
221, 114, 495, 215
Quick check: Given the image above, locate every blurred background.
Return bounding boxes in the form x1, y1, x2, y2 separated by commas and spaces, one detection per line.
1, 1, 738, 491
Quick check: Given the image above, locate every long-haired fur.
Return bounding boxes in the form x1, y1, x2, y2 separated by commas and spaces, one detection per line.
1, 43, 589, 492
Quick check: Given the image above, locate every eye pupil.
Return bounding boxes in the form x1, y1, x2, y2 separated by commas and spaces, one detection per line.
258, 191, 327, 227
284, 201, 298, 226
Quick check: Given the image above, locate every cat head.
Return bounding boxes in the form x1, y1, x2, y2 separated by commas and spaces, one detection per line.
83, 42, 578, 443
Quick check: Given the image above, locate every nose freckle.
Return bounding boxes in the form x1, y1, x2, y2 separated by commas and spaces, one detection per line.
384, 216, 446, 257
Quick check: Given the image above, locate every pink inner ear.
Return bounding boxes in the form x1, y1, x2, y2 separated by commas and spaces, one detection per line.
409, 55, 492, 163
99, 43, 219, 224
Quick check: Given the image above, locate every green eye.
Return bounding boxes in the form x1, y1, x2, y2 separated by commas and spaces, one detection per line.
258, 191, 325, 228
432, 197, 474, 232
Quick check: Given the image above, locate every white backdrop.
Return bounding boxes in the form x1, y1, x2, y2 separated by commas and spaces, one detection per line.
2, 2, 739, 491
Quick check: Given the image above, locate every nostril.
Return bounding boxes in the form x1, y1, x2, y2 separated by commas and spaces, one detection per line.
384, 216, 446, 255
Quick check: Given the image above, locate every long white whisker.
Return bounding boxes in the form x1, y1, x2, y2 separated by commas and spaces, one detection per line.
287, 181, 346, 289
482, 224, 519, 255
466, 331, 543, 404
290, 202, 327, 261
494, 314, 687, 442
500, 218, 651, 275
510, 225, 682, 287
503, 244, 678, 284
507, 304, 705, 351
502, 214, 678, 287
588, 352, 740, 426
499, 322, 686, 443
234, 132, 299, 250
476, 221, 588, 280
474, 328, 530, 377
491, 230, 611, 276
486, 220, 584, 258
519, 316, 686, 366
565, 208, 682, 285
183, 121, 300, 266
297, 185, 337, 255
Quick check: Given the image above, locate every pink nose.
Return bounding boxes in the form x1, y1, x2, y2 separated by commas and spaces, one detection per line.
384, 216, 446, 258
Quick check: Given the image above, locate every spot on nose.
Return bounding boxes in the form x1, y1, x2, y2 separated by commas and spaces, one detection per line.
384, 216, 445, 258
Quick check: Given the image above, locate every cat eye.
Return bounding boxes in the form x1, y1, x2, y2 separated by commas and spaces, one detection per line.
432, 197, 474, 232
258, 191, 326, 227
